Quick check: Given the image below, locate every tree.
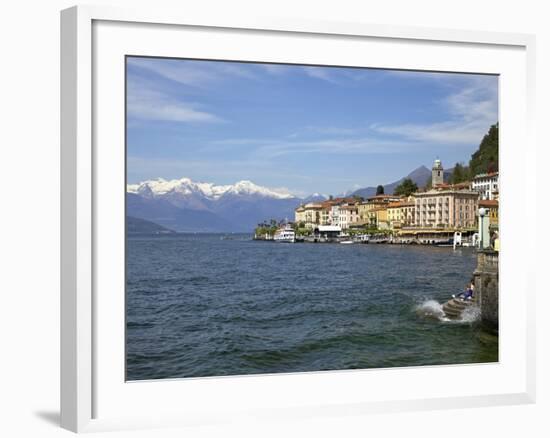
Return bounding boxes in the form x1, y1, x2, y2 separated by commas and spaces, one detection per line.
394, 178, 418, 197
376, 185, 384, 195
449, 162, 468, 184
469, 123, 499, 176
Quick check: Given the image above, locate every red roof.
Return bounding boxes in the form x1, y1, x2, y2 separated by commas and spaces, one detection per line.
479, 200, 498, 207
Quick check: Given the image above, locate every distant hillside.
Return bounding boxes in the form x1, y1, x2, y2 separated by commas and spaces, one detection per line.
127, 192, 234, 232
126, 216, 175, 234
352, 166, 427, 197
351, 165, 455, 197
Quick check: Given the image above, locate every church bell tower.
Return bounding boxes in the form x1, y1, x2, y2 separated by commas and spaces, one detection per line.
432, 158, 444, 187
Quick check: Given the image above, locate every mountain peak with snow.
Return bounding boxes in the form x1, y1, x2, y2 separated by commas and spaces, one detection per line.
127, 177, 297, 200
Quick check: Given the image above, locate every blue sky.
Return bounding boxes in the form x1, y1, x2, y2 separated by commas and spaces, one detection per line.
126, 57, 498, 196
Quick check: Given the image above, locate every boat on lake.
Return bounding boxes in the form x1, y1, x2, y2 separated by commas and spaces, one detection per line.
273, 224, 296, 243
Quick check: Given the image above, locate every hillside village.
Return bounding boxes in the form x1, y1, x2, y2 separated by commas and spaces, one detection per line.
256, 123, 499, 245
256, 159, 499, 245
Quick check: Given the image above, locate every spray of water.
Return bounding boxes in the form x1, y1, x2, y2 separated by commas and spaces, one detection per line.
460, 304, 481, 323
415, 300, 447, 321
415, 299, 481, 324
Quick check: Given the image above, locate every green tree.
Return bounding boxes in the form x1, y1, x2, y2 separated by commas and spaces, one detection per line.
394, 178, 418, 197
469, 123, 499, 176
449, 162, 468, 184
376, 185, 384, 195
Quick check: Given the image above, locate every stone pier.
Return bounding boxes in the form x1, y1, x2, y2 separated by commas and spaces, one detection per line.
473, 250, 499, 332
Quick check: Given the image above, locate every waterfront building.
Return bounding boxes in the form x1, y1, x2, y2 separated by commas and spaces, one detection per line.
295, 205, 306, 225
432, 158, 444, 187
479, 199, 499, 227
319, 204, 331, 225
414, 187, 479, 228
472, 172, 499, 200
339, 204, 360, 230
356, 194, 400, 229
330, 204, 341, 227
357, 202, 370, 225
299, 202, 325, 229
387, 197, 415, 229
367, 206, 389, 229
387, 202, 403, 229
318, 197, 359, 228
402, 197, 416, 227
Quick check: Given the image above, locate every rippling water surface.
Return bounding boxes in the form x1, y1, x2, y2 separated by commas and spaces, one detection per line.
126, 234, 498, 380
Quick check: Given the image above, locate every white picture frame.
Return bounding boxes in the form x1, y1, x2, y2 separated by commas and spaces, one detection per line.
61, 4, 536, 433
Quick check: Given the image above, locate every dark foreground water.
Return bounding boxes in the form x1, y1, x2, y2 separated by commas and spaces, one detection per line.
126, 234, 498, 380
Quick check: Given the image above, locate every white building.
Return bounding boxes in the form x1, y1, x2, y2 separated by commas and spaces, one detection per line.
472, 172, 499, 200
339, 204, 360, 230
330, 205, 341, 227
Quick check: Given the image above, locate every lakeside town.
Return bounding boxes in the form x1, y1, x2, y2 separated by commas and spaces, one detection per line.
255, 158, 499, 249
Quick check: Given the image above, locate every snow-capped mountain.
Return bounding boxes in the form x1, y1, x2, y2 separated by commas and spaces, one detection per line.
302, 193, 328, 203
127, 177, 295, 201
127, 177, 304, 232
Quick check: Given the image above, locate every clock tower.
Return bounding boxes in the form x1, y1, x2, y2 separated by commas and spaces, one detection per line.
432, 158, 444, 187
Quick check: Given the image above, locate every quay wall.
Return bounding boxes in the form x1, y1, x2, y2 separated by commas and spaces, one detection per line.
473, 250, 499, 331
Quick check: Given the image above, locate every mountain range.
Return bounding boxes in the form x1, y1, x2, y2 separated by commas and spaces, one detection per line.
126, 166, 451, 232
127, 179, 302, 232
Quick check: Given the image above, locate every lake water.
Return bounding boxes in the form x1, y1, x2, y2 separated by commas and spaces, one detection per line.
126, 234, 498, 380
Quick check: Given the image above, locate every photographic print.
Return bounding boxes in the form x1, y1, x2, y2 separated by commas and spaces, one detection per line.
125, 57, 499, 381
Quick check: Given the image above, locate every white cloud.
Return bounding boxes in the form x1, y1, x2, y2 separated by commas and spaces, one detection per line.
257, 137, 415, 157
127, 57, 257, 88
370, 75, 498, 145
126, 78, 223, 123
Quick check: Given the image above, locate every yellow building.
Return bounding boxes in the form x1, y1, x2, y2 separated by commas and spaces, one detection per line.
479, 199, 499, 227
295, 202, 325, 229
294, 205, 306, 225
359, 195, 401, 226
387, 202, 402, 229
367, 206, 389, 230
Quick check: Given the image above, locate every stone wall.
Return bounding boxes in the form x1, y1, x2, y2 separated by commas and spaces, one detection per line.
473, 250, 499, 331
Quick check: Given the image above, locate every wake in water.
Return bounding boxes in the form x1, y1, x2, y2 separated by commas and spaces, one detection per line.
415, 299, 480, 323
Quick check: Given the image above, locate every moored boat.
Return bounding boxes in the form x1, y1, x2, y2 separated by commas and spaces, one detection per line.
273, 224, 296, 243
